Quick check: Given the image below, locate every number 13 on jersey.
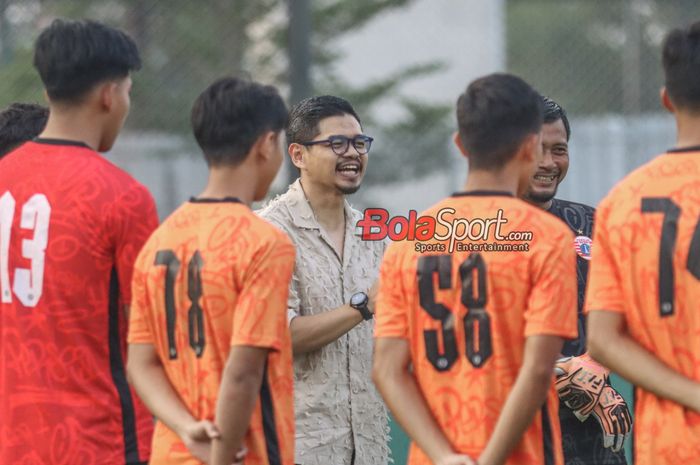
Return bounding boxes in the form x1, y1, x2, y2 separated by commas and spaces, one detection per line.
0, 192, 51, 307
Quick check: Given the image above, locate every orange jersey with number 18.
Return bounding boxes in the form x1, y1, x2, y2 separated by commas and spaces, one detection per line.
375, 192, 578, 465
128, 198, 296, 465
585, 148, 700, 465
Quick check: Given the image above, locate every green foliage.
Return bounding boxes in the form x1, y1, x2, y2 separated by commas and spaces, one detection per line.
0, 0, 451, 182
0, 47, 44, 106
363, 98, 453, 185
311, 0, 410, 40
507, 0, 700, 115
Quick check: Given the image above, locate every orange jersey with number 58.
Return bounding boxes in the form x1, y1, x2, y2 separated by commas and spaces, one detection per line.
375, 191, 578, 465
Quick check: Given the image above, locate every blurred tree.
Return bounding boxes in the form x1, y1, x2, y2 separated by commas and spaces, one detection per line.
507, 0, 700, 115
0, 0, 452, 192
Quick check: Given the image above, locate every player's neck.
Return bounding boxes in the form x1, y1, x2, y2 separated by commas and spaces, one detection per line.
39, 111, 102, 151
525, 197, 553, 211
198, 166, 256, 205
461, 167, 518, 197
674, 112, 700, 149
299, 178, 345, 232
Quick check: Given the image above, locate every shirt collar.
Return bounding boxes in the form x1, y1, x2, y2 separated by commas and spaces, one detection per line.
286, 178, 364, 236
286, 179, 318, 229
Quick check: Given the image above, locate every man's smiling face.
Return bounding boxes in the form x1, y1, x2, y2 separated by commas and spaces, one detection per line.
524, 118, 569, 205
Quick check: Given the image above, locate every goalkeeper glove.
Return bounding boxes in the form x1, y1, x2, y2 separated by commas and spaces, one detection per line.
554, 353, 608, 421
592, 385, 632, 452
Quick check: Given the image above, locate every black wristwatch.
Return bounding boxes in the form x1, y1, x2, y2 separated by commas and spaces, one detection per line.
350, 291, 373, 320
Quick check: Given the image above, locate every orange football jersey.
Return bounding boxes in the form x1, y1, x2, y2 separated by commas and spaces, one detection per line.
585, 148, 700, 465
128, 198, 295, 465
375, 192, 578, 465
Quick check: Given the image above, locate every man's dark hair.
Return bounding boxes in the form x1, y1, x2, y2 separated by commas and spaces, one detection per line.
0, 103, 48, 158
191, 77, 287, 167
286, 95, 361, 146
663, 21, 700, 112
542, 96, 571, 140
33, 19, 141, 103
456, 73, 544, 170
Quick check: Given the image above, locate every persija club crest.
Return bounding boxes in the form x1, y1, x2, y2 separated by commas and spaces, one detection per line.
574, 235, 592, 260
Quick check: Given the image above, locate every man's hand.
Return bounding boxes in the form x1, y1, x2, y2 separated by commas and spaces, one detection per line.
554, 354, 608, 421
592, 385, 632, 452
230, 447, 247, 465
435, 453, 476, 465
179, 420, 220, 462
178, 420, 247, 464
367, 279, 379, 314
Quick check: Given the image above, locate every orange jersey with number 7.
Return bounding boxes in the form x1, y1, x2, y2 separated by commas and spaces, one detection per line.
585, 148, 700, 465
375, 192, 578, 465
128, 198, 296, 465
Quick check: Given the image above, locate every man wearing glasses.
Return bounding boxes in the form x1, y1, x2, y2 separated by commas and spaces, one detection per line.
258, 95, 388, 465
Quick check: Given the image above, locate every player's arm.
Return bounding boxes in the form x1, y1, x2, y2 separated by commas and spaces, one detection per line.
210, 233, 296, 464
587, 311, 700, 411
127, 344, 243, 463
477, 226, 577, 465
210, 346, 269, 465
111, 184, 159, 320
477, 335, 563, 465
290, 280, 377, 354
372, 337, 474, 465
585, 197, 700, 412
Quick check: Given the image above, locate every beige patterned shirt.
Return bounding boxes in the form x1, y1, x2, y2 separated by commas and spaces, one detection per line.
257, 179, 389, 465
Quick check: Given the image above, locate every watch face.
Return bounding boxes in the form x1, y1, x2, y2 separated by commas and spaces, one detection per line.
351, 292, 367, 306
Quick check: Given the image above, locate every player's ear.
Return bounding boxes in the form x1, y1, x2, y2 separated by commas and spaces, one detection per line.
249, 131, 273, 164
519, 133, 540, 164
288, 142, 305, 169
257, 130, 277, 162
453, 132, 469, 159
98, 82, 116, 112
660, 87, 675, 114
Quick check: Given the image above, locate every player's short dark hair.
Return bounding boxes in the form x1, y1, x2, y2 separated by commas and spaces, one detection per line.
33, 19, 141, 103
0, 103, 48, 158
191, 77, 287, 167
286, 95, 361, 146
542, 96, 571, 141
663, 21, 700, 112
456, 73, 544, 170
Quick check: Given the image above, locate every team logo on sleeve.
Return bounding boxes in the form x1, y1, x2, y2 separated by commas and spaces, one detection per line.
574, 235, 592, 260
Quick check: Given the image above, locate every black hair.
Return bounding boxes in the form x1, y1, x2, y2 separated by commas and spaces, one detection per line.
33, 19, 141, 103
663, 21, 700, 112
286, 95, 361, 146
0, 103, 49, 158
191, 77, 287, 166
456, 73, 544, 170
542, 96, 571, 140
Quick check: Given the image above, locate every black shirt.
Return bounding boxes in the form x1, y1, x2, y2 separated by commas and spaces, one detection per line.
547, 198, 627, 465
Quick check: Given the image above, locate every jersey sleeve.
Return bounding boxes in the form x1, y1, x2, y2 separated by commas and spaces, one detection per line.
108, 183, 159, 306
375, 242, 410, 339
525, 227, 578, 338
231, 233, 296, 350
585, 198, 626, 314
127, 249, 154, 344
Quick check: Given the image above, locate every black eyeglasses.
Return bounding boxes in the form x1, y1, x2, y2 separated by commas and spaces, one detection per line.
301, 135, 374, 156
